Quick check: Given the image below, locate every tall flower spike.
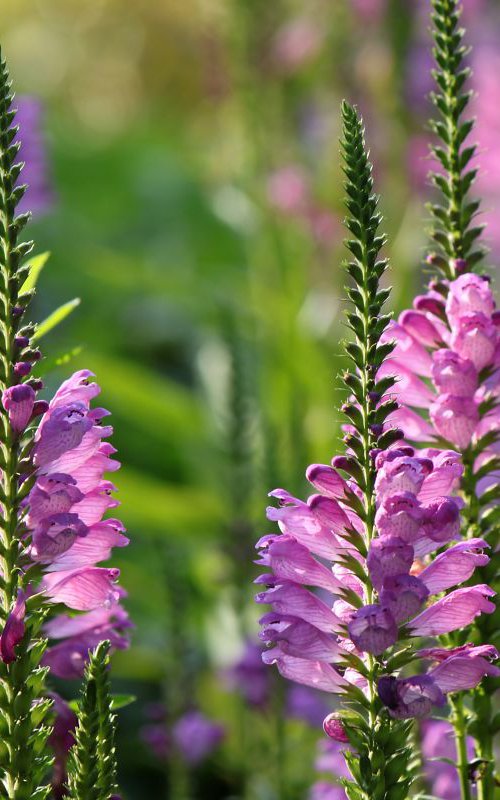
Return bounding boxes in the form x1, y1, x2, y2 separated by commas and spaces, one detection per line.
0, 51, 53, 799
256, 101, 498, 800
427, 0, 485, 279
384, 3, 500, 797
66, 641, 119, 800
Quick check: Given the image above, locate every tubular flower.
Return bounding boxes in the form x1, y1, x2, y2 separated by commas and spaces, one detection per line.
0, 370, 131, 676
256, 446, 498, 719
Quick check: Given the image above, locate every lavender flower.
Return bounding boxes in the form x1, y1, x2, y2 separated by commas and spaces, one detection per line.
0, 369, 130, 676
15, 97, 54, 217
172, 711, 225, 765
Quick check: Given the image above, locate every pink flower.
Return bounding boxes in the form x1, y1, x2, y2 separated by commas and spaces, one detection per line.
0, 590, 26, 664
450, 313, 497, 371
446, 274, 495, 328
378, 675, 445, 719
431, 349, 478, 396
347, 605, 398, 655
430, 394, 479, 449
2, 384, 35, 433
408, 585, 496, 637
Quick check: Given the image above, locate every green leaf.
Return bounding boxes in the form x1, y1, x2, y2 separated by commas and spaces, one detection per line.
33, 297, 81, 341
20, 251, 50, 292
110, 694, 136, 711
69, 693, 135, 712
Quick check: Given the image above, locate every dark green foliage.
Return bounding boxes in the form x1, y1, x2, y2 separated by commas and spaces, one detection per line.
67, 642, 119, 800
427, 0, 486, 278
0, 50, 52, 799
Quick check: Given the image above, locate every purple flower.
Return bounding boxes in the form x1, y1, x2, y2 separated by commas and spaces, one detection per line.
16, 370, 132, 674
309, 782, 347, 800
421, 720, 472, 800
379, 575, 429, 623
2, 384, 36, 433
287, 685, 330, 727
366, 535, 414, 591
431, 349, 478, 396
375, 493, 424, 542
0, 590, 26, 664
347, 604, 398, 655
378, 675, 445, 719
419, 539, 490, 594
446, 274, 496, 327
430, 394, 479, 449
323, 713, 349, 743
42, 606, 131, 679
49, 693, 77, 799
15, 96, 54, 217
172, 712, 225, 765
408, 585, 496, 637
450, 312, 497, 371
225, 641, 270, 708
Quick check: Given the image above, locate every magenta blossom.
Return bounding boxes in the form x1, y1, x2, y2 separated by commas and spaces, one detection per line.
12, 370, 131, 676
256, 445, 496, 719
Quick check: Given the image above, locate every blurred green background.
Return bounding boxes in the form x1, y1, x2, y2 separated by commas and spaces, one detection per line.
1, 0, 499, 797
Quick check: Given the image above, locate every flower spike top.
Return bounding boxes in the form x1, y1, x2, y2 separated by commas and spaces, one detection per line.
427, 0, 485, 279
255, 102, 499, 800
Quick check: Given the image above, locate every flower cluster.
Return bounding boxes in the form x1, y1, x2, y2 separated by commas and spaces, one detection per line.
0, 369, 131, 675
384, 272, 499, 459
256, 443, 499, 719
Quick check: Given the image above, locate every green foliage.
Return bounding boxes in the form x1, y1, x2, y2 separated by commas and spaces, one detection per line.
32, 296, 80, 341
67, 641, 119, 800
20, 252, 50, 293
428, 0, 485, 277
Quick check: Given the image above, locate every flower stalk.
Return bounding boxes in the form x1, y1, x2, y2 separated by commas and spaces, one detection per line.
0, 50, 52, 800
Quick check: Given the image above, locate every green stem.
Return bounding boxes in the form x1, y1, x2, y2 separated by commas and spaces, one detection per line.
450, 695, 472, 800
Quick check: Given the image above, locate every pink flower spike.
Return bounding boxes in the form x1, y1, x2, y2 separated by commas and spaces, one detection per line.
408, 585, 496, 637
0, 590, 26, 663
2, 384, 36, 433
419, 539, 489, 594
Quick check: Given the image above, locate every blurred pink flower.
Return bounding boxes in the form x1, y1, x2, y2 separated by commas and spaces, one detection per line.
267, 165, 311, 215
272, 18, 324, 74
351, 0, 386, 23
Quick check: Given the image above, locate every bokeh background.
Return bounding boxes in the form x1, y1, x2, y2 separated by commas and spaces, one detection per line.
0, 0, 499, 797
